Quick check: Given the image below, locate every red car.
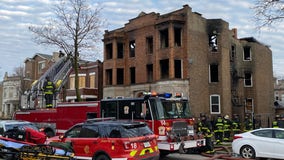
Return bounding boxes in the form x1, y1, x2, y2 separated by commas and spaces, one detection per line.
47, 119, 159, 160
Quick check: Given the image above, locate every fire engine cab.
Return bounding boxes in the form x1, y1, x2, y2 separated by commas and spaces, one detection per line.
100, 92, 205, 154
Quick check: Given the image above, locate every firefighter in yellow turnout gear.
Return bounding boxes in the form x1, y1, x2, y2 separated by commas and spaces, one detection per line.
42, 76, 55, 108
213, 115, 224, 145
223, 115, 232, 142
197, 114, 215, 154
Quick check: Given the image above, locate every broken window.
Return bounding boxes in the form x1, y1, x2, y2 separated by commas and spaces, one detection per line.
106, 43, 113, 59
106, 69, 113, 85
243, 46, 251, 61
130, 67, 135, 84
245, 98, 253, 113
174, 60, 182, 78
160, 28, 169, 49
209, 34, 218, 52
174, 27, 182, 47
146, 36, 153, 54
209, 64, 218, 82
230, 45, 236, 62
147, 64, 153, 82
116, 68, 124, 85
129, 40, 135, 57
210, 94, 220, 114
117, 42, 124, 59
160, 59, 169, 79
244, 72, 252, 87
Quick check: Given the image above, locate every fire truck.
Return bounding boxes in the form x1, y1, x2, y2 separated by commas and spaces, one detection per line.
13, 101, 100, 137
100, 92, 205, 154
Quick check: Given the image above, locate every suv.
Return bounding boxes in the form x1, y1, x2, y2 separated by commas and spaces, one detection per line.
47, 119, 159, 160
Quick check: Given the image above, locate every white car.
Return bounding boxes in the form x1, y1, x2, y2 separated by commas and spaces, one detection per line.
232, 128, 284, 159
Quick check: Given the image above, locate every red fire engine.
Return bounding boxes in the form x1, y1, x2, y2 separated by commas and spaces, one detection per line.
100, 92, 205, 154
13, 101, 100, 137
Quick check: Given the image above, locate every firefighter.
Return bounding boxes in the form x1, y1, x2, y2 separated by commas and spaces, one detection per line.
42, 76, 55, 108
213, 115, 224, 145
197, 114, 215, 154
223, 115, 232, 142
272, 115, 280, 128
243, 114, 253, 132
232, 114, 241, 135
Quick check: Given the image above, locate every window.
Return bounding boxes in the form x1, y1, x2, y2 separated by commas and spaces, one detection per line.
130, 67, 136, 84
243, 46, 251, 61
252, 130, 272, 138
210, 94, 220, 114
89, 72, 95, 88
245, 98, 253, 113
117, 42, 124, 59
146, 36, 153, 54
174, 60, 182, 78
129, 40, 135, 57
65, 125, 82, 138
160, 59, 169, 79
38, 61, 45, 73
147, 64, 153, 82
209, 34, 218, 52
69, 75, 75, 89
209, 64, 218, 82
116, 68, 124, 85
79, 125, 100, 138
106, 43, 113, 59
106, 69, 112, 85
160, 28, 169, 48
78, 74, 86, 88
174, 27, 182, 47
244, 72, 252, 87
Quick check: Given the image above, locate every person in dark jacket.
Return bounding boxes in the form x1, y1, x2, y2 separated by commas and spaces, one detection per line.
42, 76, 55, 108
197, 114, 215, 154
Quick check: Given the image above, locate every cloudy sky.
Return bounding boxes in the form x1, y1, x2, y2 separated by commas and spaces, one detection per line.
0, 0, 284, 79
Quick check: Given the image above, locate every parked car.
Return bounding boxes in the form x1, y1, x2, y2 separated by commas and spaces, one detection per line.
232, 128, 284, 159
0, 120, 46, 144
47, 119, 160, 160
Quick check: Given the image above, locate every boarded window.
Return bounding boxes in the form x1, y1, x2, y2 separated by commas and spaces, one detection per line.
106, 43, 113, 59
160, 59, 169, 79
117, 43, 124, 59
210, 64, 218, 82
160, 28, 169, 49
117, 68, 124, 85
89, 73, 95, 88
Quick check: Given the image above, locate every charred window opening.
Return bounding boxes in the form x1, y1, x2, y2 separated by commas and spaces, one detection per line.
210, 64, 218, 82
106, 69, 112, 85
147, 64, 153, 82
231, 45, 236, 62
106, 43, 113, 59
174, 60, 182, 78
245, 98, 253, 113
243, 46, 251, 61
146, 36, 153, 54
174, 27, 182, 47
129, 40, 135, 57
160, 59, 169, 79
117, 43, 124, 59
160, 28, 169, 49
244, 72, 252, 87
130, 67, 136, 84
116, 68, 124, 85
209, 34, 218, 52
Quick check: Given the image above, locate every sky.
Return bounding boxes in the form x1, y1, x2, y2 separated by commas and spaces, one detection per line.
0, 0, 284, 79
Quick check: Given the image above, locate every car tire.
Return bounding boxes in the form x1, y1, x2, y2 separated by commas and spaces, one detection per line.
240, 145, 256, 159
94, 154, 110, 160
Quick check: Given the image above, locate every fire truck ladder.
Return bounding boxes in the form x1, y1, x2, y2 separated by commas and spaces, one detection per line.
27, 56, 73, 109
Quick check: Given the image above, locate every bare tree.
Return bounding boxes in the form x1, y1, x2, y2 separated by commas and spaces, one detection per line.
29, 0, 104, 101
253, 0, 284, 28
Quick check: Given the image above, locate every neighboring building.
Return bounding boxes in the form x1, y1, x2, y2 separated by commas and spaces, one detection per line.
274, 78, 284, 116
102, 5, 274, 127
2, 72, 21, 118
0, 81, 3, 117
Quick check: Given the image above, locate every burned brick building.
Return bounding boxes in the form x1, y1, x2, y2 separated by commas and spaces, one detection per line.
102, 5, 274, 126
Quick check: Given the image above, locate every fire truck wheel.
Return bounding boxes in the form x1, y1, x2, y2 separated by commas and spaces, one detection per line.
94, 154, 110, 160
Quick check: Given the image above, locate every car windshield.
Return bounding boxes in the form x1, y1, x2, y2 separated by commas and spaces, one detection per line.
121, 123, 153, 138
5, 123, 39, 131
158, 99, 192, 119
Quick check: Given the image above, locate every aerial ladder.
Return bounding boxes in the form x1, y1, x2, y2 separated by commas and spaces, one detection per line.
21, 55, 73, 109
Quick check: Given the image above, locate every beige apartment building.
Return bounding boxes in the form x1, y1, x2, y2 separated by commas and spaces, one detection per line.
102, 5, 274, 127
